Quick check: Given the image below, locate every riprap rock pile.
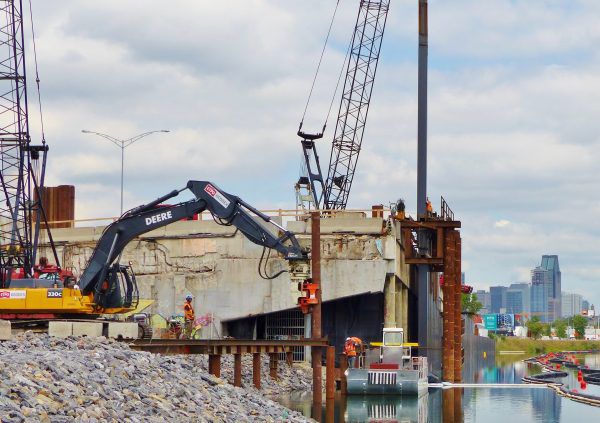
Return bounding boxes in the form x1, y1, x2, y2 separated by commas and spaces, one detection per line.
0, 333, 311, 423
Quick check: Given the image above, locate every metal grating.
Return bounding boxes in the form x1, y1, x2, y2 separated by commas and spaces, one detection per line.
368, 403, 397, 420
265, 308, 306, 362
323, 0, 390, 210
368, 370, 397, 385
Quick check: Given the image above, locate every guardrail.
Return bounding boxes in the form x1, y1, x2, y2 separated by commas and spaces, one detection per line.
33, 207, 394, 228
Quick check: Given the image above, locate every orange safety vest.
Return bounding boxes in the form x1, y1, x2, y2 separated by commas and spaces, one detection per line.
344, 340, 356, 357
184, 302, 195, 321
351, 336, 362, 345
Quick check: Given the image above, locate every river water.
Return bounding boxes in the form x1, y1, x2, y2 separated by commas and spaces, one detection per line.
274, 353, 600, 422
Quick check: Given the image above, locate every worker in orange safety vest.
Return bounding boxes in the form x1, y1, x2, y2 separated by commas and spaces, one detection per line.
426, 197, 433, 216
183, 294, 195, 338
344, 336, 363, 369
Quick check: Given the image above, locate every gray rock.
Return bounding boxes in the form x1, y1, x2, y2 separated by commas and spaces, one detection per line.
0, 333, 313, 422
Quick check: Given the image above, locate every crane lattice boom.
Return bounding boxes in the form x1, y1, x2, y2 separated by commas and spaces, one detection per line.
323, 0, 390, 210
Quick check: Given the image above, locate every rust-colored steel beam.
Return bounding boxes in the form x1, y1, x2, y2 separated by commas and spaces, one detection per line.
442, 388, 455, 423
129, 338, 328, 356
454, 233, 463, 382
269, 353, 278, 380
326, 398, 335, 423
311, 212, 323, 406
253, 353, 261, 389
234, 354, 242, 387
286, 351, 294, 367
401, 220, 461, 229
442, 228, 455, 382
208, 354, 221, 378
454, 387, 464, 422
326, 346, 335, 399
340, 354, 348, 396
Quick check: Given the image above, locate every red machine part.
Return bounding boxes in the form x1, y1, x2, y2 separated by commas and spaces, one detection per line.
297, 279, 319, 314
439, 274, 473, 294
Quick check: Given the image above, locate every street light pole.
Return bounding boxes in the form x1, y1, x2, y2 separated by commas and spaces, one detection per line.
81, 129, 170, 215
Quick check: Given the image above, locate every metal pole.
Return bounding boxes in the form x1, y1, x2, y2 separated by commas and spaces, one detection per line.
311, 211, 323, 407
326, 346, 335, 399
120, 143, 124, 215
417, 0, 430, 364
81, 129, 169, 216
417, 0, 428, 220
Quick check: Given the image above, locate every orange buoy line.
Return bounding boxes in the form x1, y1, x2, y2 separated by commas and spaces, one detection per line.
523, 351, 600, 407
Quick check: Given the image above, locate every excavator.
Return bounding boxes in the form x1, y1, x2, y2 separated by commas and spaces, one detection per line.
0, 181, 310, 320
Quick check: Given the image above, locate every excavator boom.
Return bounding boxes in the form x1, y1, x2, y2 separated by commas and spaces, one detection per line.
1, 180, 310, 315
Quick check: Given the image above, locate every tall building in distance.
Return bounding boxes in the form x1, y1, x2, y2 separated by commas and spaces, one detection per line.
531, 266, 553, 322
475, 289, 491, 314
490, 286, 507, 314
582, 299, 590, 311
506, 283, 530, 315
562, 292, 583, 317
540, 255, 561, 321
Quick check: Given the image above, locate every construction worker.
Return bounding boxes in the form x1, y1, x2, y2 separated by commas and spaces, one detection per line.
183, 294, 195, 338
426, 197, 433, 216
344, 336, 363, 369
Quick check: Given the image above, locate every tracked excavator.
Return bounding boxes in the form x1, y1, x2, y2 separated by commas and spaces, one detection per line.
0, 181, 310, 321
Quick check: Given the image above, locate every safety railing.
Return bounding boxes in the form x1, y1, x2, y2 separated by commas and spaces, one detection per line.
440, 196, 454, 221
32, 207, 394, 229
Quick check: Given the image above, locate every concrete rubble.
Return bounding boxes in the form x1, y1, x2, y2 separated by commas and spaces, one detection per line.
0, 333, 313, 423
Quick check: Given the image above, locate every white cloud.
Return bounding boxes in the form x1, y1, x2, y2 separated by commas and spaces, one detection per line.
494, 220, 511, 228
15, 0, 600, 307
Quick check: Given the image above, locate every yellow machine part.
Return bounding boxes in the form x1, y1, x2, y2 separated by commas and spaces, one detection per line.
0, 287, 135, 315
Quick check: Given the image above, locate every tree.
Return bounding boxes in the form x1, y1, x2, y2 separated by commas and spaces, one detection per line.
572, 315, 588, 339
542, 323, 551, 337
527, 316, 544, 339
461, 293, 483, 314
554, 319, 567, 339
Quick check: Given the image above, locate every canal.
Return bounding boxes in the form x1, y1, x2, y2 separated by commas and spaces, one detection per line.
273, 353, 600, 422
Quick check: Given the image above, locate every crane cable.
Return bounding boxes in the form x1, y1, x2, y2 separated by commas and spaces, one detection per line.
324, 40, 352, 130
299, 0, 342, 130
27, 0, 46, 146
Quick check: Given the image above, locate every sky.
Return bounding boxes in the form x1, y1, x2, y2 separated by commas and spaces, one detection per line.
19, 1, 600, 306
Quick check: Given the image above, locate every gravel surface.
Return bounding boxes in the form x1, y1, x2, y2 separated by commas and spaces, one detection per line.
0, 332, 313, 423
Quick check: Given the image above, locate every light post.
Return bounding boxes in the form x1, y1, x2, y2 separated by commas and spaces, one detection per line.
81, 129, 169, 215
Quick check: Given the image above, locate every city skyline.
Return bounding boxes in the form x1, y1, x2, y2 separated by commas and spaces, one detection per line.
470, 254, 593, 322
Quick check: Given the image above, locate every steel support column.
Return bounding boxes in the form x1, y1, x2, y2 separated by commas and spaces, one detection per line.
311, 212, 323, 406
442, 229, 455, 382
233, 354, 242, 387
208, 354, 221, 378
340, 354, 348, 396
269, 353, 278, 380
326, 346, 335, 399
454, 234, 463, 382
252, 353, 261, 389
416, 0, 430, 365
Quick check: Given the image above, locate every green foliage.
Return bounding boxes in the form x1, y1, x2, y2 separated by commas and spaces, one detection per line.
495, 337, 600, 354
461, 293, 483, 314
572, 315, 588, 339
527, 316, 544, 339
542, 324, 551, 337
554, 319, 567, 339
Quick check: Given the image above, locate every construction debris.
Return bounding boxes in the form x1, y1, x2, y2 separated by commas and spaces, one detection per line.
0, 332, 311, 422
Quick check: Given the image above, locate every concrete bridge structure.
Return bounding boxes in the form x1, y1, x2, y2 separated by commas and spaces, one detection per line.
39, 213, 413, 345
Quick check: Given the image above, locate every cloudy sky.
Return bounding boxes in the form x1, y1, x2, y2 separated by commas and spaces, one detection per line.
22, 1, 600, 307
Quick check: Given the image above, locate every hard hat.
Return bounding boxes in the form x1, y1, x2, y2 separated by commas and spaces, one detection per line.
186, 294, 193, 301
346, 337, 351, 341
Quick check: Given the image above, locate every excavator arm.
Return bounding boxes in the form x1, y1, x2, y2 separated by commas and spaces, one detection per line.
78, 181, 309, 309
